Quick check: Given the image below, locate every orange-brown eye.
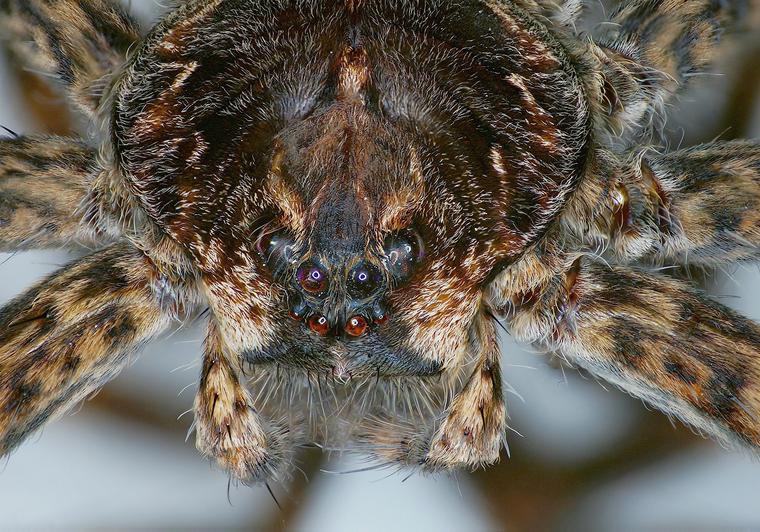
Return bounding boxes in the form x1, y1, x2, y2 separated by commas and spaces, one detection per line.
307, 314, 330, 336
384, 229, 424, 281
347, 261, 382, 299
345, 315, 368, 337
297, 261, 328, 294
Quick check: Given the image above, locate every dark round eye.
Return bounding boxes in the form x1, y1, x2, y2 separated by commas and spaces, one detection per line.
384, 229, 424, 281
256, 226, 295, 273
347, 261, 382, 299
297, 261, 329, 294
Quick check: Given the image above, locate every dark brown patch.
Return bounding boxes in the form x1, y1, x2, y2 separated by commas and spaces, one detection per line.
664, 360, 698, 384
4, 382, 41, 413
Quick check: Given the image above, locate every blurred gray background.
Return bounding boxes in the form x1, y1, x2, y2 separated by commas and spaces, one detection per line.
1, 1, 760, 530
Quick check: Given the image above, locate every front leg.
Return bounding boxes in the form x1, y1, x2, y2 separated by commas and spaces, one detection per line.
0, 0, 140, 117
500, 256, 760, 451
0, 136, 105, 251
194, 320, 290, 483
0, 244, 177, 454
358, 311, 507, 472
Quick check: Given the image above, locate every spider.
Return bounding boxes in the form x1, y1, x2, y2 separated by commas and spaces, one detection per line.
1, 0, 760, 485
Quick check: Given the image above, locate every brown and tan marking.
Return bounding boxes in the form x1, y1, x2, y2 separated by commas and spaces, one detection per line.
0, 136, 102, 250
1, 0, 760, 485
0, 244, 176, 454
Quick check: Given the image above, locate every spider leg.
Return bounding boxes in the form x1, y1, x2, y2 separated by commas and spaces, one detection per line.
570, 140, 760, 265
499, 256, 760, 451
588, 0, 756, 131
0, 0, 140, 117
193, 319, 292, 484
0, 243, 177, 456
0, 135, 111, 251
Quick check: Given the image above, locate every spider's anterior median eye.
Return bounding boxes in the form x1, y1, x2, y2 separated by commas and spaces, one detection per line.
256, 226, 295, 273
384, 229, 424, 282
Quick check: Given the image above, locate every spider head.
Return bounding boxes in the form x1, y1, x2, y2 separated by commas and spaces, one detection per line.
239, 107, 484, 380
114, 0, 590, 383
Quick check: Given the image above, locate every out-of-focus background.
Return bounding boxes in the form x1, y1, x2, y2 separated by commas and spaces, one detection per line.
1, 1, 760, 530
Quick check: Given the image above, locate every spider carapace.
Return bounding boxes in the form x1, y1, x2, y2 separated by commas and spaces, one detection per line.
1, 0, 760, 484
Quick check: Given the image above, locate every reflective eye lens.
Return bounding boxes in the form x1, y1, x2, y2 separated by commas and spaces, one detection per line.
307, 314, 331, 336
256, 226, 294, 272
384, 229, 424, 281
347, 261, 382, 299
297, 261, 329, 294
345, 315, 369, 337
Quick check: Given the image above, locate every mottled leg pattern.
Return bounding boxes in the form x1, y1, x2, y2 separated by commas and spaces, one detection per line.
0, 136, 105, 251
573, 141, 760, 264
0, 244, 174, 455
502, 258, 760, 450
591, 0, 756, 130
0, 0, 140, 115
194, 320, 290, 483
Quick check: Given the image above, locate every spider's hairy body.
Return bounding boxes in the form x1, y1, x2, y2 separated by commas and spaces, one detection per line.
1, 0, 760, 483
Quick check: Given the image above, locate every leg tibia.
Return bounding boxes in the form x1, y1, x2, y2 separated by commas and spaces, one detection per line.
0, 136, 105, 251
503, 258, 760, 450
593, 141, 760, 264
592, 0, 757, 131
0, 0, 140, 116
0, 244, 173, 455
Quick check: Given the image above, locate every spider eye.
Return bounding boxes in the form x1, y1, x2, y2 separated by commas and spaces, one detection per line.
256, 226, 295, 273
347, 261, 383, 299
384, 229, 424, 282
296, 261, 329, 295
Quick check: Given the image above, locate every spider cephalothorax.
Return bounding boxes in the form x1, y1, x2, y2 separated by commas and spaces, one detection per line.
2, 0, 760, 484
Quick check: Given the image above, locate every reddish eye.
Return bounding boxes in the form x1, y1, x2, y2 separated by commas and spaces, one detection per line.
384, 229, 424, 281
307, 314, 331, 336
345, 315, 369, 337
297, 261, 329, 294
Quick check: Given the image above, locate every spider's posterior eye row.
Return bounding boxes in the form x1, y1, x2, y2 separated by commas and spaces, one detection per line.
296, 261, 329, 295
255, 225, 295, 274
347, 261, 383, 299
384, 228, 424, 282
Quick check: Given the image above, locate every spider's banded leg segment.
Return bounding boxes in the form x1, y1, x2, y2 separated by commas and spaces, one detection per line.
599, 141, 760, 264
593, 0, 756, 129
0, 244, 174, 455
0, 0, 140, 116
0, 136, 105, 251
194, 320, 289, 483
424, 312, 506, 470
506, 258, 760, 450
